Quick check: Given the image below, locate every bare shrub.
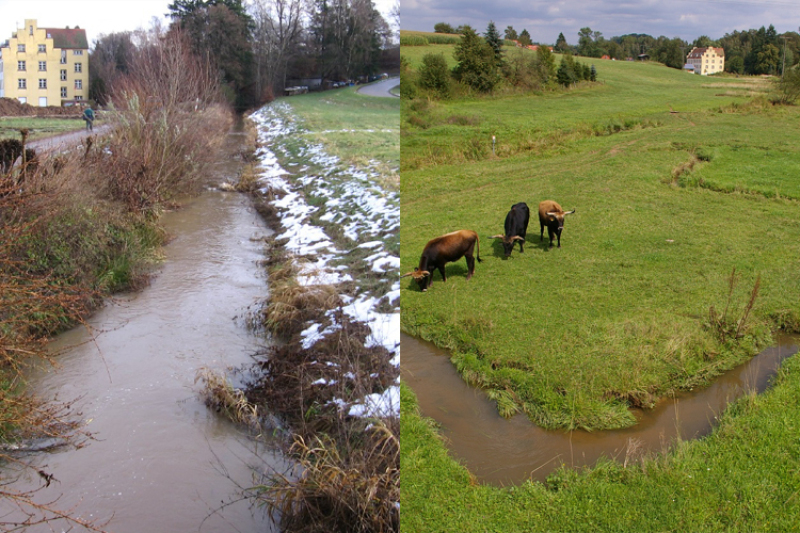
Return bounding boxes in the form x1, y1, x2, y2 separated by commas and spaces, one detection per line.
103, 28, 233, 215
707, 267, 762, 343
257, 423, 399, 533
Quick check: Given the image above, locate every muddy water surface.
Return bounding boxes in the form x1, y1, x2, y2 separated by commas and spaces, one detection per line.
3, 141, 282, 531
402, 333, 797, 486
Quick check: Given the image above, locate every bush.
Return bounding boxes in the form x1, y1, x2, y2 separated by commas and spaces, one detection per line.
418, 53, 451, 98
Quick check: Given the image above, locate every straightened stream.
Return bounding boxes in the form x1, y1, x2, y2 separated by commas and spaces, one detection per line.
1, 132, 283, 531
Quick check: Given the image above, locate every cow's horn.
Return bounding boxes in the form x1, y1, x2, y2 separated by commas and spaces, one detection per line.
512, 236, 525, 242
400, 271, 415, 279
565, 209, 576, 215
490, 234, 504, 240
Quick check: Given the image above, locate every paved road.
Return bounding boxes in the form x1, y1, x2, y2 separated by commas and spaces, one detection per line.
27, 123, 111, 153
357, 77, 399, 98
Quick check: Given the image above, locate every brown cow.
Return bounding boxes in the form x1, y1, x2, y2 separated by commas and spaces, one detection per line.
401, 230, 482, 291
538, 200, 575, 248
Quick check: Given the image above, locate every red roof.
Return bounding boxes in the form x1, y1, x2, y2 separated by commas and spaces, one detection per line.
687, 46, 724, 59
43, 27, 88, 50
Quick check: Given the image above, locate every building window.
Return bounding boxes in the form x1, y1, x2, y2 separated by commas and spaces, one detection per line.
74, 63, 82, 73
73, 50, 83, 56
60, 50, 67, 64
61, 87, 67, 98
18, 79, 27, 89
29, 25, 34, 36
17, 61, 26, 71
74, 79, 82, 90
38, 44, 46, 53
38, 61, 47, 71
75, 95, 83, 101
39, 79, 47, 89
18, 44, 25, 52
60, 69, 67, 81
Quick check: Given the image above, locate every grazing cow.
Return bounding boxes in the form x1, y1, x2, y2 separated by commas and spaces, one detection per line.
401, 230, 482, 292
491, 202, 530, 257
0, 139, 24, 174
538, 200, 575, 248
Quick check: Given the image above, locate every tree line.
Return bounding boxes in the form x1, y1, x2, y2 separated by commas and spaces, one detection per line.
408, 21, 598, 99
90, 0, 399, 110
434, 21, 800, 75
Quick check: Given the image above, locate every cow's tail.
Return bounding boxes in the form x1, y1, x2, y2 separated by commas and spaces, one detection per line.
475, 234, 482, 263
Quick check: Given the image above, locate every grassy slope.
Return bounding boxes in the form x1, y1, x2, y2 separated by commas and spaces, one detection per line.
280, 86, 400, 187
401, 44, 800, 530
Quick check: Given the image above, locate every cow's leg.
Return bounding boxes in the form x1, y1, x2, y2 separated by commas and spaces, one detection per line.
556, 229, 562, 248
518, 238, 525, 253
439, 265, 447, 283
540, 223, 545, 242
465, 254, 475, 280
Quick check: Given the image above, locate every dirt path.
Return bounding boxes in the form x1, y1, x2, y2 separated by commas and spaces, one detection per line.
27, 124, 111, 153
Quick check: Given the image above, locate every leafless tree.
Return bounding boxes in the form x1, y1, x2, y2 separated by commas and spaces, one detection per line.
250, 0, 305, 98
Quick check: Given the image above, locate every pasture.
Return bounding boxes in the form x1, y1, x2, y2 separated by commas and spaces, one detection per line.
401, 41, 800, 531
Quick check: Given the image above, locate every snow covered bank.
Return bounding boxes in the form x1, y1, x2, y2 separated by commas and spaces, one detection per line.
249, 101, 399, 418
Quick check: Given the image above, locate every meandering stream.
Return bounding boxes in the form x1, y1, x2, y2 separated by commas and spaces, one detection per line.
401, 332, 798, 486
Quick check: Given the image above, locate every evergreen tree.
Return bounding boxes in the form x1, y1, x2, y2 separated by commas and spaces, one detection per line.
484, 21, 504, 68
519, 29, 532, 47
555, 32, 569, 52
453, 27, 499, 92
556, 55, 577, 86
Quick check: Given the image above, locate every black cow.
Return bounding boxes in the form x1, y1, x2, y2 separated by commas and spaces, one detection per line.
538, 200, 575, 248
491, 202, 530, 257
401, 230, 482, 292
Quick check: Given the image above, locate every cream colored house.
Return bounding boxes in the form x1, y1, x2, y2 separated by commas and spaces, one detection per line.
0, 19, 89, 106
686, 46, 725, 75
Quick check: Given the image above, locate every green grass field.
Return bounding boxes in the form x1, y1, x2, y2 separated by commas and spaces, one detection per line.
401, 41, 800, 531
280, 86, 400, 187
0, 117, 89, 141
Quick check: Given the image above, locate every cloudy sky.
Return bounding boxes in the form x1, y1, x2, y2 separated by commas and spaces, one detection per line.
0, 0, 397, 48
400, 0, 800, 44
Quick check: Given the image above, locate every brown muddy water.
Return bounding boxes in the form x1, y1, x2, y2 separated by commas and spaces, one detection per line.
1, 135, 283, 531
401, 332, 798, 486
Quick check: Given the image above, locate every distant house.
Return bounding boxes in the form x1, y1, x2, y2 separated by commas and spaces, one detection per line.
601, 55, 610, 60
683, 63, 696, 73
686, 46, 725, 75
0, 19, 89, 106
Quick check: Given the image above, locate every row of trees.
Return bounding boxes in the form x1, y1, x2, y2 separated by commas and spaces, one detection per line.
91, 0, 399, 110
414, 22, 597, 98
435, 21, 800, 76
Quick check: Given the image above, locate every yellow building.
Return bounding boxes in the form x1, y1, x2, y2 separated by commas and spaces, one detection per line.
0, 19, 89, 106
686, 46, 725, 76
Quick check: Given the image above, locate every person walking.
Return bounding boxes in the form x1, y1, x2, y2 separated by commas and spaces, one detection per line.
83, 106, 95, 131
